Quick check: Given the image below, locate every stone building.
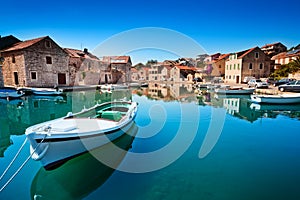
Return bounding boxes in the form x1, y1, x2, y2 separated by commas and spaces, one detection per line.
148, 63, 172, 81
207, 53, 230, 77
271, 49, 300, 70
170, 65, 197, 82
101, 56, 132, 83
64, 48, 103, 85
225, 47, 273, 84
0, 35, 21, 87
138, 67, 150, 81
261, 42, 287, 57
1, 36, 69, 87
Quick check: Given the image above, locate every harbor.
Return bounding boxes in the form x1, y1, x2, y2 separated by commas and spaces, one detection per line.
1, 86, 300, 199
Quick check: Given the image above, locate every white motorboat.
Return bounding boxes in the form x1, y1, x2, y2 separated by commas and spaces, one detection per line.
25, 101, 138, 169
215, 87, 255, 95
31, 88, 64, 96
30, 123, 138, 198
251, 94, 300, 104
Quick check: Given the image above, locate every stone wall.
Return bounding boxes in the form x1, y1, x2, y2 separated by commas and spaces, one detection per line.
1, 37, 69, 87
1, 51, 26, 86
0, 66, 3, 87
242, 49, 272, 79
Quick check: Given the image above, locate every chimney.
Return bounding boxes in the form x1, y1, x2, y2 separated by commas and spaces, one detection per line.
84, 48, 88, 53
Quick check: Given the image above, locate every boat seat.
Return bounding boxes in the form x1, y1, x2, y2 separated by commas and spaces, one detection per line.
97, 111, 122, 121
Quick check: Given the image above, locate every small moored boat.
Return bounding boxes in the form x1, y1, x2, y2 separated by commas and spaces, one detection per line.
31, 88, 64, 96
251, 94, 300, 104
25, 101, 138, 169
215, 86, 255, 95
0, 87, 24, 100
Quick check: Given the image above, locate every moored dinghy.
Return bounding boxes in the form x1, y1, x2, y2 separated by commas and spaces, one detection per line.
251, 94, 300, 104
31, 88, 64, 96
25, 101, 138, 169
215, 86, 255, 95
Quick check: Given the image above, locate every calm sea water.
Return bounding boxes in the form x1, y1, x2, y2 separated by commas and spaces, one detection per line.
1, 84, 300, 200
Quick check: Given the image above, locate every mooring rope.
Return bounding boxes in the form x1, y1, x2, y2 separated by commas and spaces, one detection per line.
0, 137, 28, 182
0, 134, 47, 192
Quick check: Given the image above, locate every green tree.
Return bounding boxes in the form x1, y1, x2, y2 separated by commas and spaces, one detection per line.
270, 56, 300, 78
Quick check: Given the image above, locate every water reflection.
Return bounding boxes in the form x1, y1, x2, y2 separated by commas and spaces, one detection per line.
0, 89, 132, 157
133, 83, 196, 102
30, 123, 138, 200
133, 83, 300, 122
211, 92, 300, 122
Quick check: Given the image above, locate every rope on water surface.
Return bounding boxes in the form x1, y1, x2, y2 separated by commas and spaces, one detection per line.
0, 137, 28, 182
0, 134, 47, 192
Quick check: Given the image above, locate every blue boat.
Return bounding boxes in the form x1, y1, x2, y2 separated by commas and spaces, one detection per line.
0, 87, 24, 100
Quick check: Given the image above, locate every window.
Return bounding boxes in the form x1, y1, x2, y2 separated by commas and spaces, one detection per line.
249, 63, 253, 70
255, 52, 259, 58
45, 40, 51, 48
230, 64, 232, 70
12, 54, 15, 63
234, 64, 236, 70
219, 65, 221, 68
259, 63, 264, 70
31, 71, 37, 80
46, 56, 52, 64
237, 64, 240, 70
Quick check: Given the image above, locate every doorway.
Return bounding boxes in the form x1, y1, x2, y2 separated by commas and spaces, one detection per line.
58, 73, 66, 85
236, 75, 240, 84
14, 72, 19, 85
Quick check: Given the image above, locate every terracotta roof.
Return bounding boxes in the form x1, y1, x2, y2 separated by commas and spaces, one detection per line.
175, 65, 197, 70
103, 56, 131, 64
261, 42, 281, 48
64, 48, 99, 60
217, 53, 230, 60
2, 36, 47, 52
238, 47, 257, 58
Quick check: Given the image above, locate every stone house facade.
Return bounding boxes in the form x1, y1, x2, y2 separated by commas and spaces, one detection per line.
271, 49, 300, 70
1, 36, 69, 87
225, 47, 272, 84
131, 67, 139, 82
208, 53, 230, 77
138, 67, 150, 81
261, 42, 287, 57
148, 64, 172, 82
0, 35, 21, 87
64, 48, 104, 85
101, 56, 132, 83
170, 65, 197, 82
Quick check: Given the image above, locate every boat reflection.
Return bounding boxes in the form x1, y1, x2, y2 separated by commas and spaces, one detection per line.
211, 92, 300, 122
30, 122, 138, 200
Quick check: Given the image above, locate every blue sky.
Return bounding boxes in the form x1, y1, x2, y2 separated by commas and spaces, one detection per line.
1, 0, 300, 64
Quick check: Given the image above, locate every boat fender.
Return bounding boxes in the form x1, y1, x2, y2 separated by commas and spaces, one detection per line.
46, 125, 52, 136
66, 112, 73, 117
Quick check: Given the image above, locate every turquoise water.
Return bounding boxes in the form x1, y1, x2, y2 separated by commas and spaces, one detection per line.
1, 85, 300, 199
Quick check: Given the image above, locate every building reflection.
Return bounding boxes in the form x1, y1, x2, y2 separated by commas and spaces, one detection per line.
0, 89, 132, 157
211, 93, 300, 122
133, 83, 197, 102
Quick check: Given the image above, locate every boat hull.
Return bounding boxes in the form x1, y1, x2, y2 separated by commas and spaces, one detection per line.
30, 124, 138, 198
25, 101, 138, 169
215, 88, 254, 95
27, 120, 135, 169
251, 94, 300, 104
